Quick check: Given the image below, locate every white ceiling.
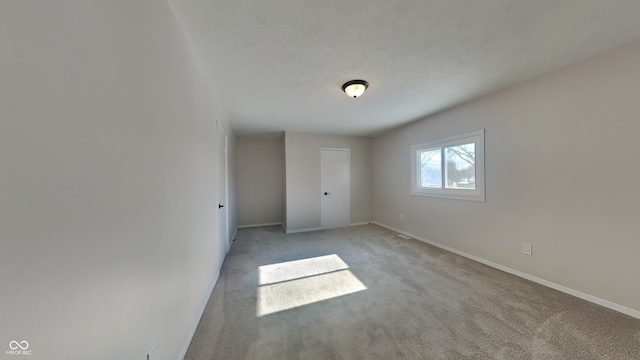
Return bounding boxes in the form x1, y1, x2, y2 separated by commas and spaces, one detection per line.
168, 0, 640, 137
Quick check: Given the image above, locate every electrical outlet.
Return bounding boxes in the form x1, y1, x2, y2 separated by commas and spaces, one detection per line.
400, 213, 404, 221
522, 243, 532, 256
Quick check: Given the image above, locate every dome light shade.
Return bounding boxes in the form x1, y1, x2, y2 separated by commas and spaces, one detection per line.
342, 80, 369, 98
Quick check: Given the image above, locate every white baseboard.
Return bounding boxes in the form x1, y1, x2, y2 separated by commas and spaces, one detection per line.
371, 221, 640, 320
286, 227, 323, 234
286, 222, 373, 233
178, 270, 220, 359
237, 222, 282, 229
284, 223, 371, 233
229, 227, 238, 249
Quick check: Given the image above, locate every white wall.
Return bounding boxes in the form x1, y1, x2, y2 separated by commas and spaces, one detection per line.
0, 1, 236, 359
372, 38, 640, 315
237, 137, 283, 227
285, 133, 372, 232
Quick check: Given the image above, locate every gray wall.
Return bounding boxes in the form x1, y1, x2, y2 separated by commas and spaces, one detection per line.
283, 138, 288, 229
372, 38, 640, 315
285, 133, 372, 232
228, 130, 239, 242
237, 137, 284, 227
0, 1, 237, 359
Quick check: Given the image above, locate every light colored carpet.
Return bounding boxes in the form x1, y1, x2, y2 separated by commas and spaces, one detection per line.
185, 224, 640, 359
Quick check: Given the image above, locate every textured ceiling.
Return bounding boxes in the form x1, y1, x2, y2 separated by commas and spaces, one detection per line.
168, 0, 640, 137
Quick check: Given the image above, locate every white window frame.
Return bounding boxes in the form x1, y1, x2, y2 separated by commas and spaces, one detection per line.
411, 129, 485, 202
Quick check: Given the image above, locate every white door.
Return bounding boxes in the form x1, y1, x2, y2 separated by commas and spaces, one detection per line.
217, 122, 229, 267
321, 148, 350, 229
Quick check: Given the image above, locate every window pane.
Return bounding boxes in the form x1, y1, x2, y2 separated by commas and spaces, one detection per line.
418, 149, 442, 188
445, 143, 475, 189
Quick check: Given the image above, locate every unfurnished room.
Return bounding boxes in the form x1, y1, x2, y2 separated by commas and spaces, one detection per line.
2, 1, 640, 359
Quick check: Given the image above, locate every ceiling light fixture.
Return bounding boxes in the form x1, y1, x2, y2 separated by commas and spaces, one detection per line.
342, 80, 369, 99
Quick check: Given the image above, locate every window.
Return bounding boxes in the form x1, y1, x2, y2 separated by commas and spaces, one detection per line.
411, 129, 485, 201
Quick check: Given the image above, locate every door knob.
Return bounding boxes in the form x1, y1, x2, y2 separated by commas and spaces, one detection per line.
219, 204, 224, 208
324, 192, 330, 195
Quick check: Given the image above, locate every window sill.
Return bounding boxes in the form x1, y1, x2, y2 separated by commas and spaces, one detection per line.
411, 189, 485, 202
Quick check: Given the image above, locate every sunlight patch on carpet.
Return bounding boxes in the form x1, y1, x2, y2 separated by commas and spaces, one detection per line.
257, 255, 367, 316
